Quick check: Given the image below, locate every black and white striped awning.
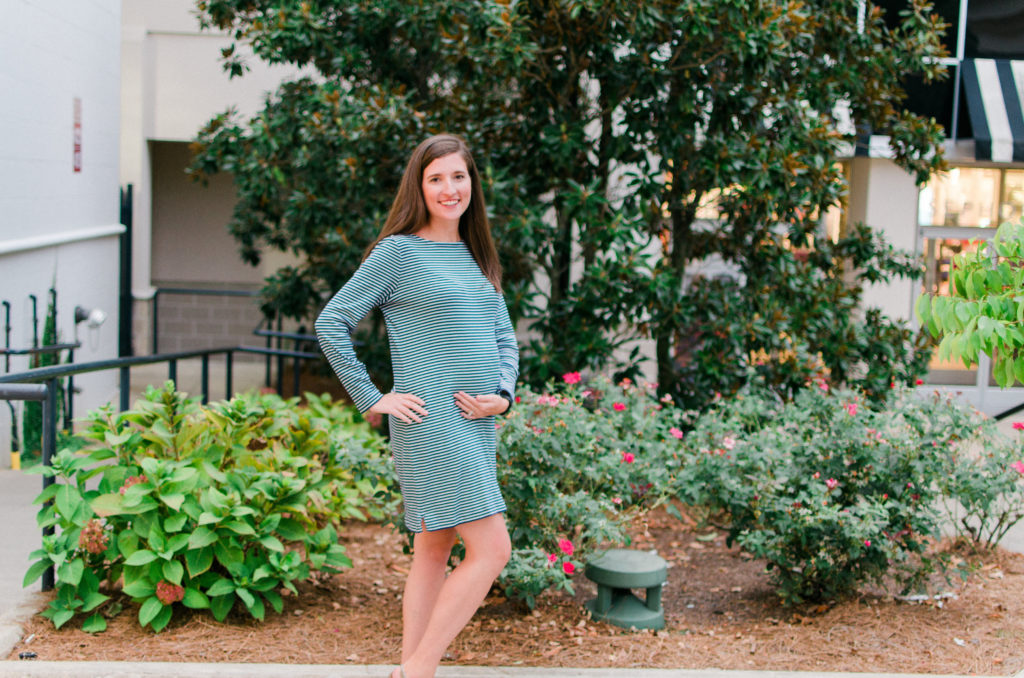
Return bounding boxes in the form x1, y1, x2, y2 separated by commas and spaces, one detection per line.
961, 59, 1024, 163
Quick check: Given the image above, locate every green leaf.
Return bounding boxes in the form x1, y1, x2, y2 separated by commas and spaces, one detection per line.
182, 588, 210, 610
138, 596, 164, 627
117, 530, 139, 558
164, 513, 189, 533
263, 589, 283, 614
81, 590, 110, 613
23, 559, 51, 587
159, 493, 186, 512
57, 558, 84, 587
205, 578, 236, 597
162, 560, 184, 585
166, 533, 191, 554
55, 484, 78, 521
124, 550, 158, 566
214, 542, 244, 573
150, 604, 173, 632
185, 547, 214, 578
235, 587, 255, 608
258, 535, 284, 552
121, 578, 155, 598
225, 520, 255, 536
210, 594, 234, 622
188, 526, 218, 549
82, 613, 107, 634
50, 607, 75, 629
90, 493, 125, 517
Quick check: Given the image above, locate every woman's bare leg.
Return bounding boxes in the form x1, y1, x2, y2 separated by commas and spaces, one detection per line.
399, 513, 511, 678
400, 524, 458, 663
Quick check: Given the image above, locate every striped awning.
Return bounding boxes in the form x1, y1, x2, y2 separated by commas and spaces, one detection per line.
961, 59, 1024, 163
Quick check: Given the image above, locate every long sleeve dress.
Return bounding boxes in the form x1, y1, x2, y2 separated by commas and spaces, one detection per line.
315, 233, 520, 532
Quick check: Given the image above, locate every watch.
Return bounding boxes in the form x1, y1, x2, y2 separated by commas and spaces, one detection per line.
496, 389, 514, 414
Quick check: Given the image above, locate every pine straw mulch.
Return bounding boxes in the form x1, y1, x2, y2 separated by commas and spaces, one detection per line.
9, 507, 1024, 675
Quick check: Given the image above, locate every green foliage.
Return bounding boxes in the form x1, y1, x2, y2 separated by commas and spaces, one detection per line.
189, 0, 948, 406
673, 382, 1015, 605
933, 410, 1024, 550
494, 376, 687, 607
23, 384, 392, 632
917, 218, 1024, 387
22, 293, 67, 459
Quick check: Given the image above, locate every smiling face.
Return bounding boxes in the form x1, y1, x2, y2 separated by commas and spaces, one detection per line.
420, 152, 471, 230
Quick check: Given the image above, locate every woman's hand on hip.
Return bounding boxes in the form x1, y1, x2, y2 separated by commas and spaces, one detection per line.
454, 392, 509, 419
369, 393, 428, 424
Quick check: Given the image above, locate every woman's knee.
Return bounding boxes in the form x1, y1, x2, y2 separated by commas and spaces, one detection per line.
413, 529, 457, 566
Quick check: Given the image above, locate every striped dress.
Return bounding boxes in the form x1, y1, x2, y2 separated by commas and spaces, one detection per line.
315, 233, 519, 532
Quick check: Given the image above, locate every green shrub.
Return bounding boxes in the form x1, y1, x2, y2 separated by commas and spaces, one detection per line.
675, 382, 976, 605
495, 375, 680, 607
934, 412, 1024, 550
24, 384, 391, 632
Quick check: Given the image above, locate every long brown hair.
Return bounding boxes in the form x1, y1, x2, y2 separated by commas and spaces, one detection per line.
363, 134, 502, 291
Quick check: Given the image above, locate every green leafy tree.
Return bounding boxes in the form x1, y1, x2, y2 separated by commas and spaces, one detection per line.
189, 0, 947, 407
916, 218, 1024, 387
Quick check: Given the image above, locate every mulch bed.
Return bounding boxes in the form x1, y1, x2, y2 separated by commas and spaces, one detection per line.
9, 508, 1024, 675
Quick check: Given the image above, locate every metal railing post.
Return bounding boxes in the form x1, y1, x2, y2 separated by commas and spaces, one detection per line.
41, 379, 56, 591
201, 354, 209, 404
168, 359, 177, 387
119, 366, 129, 411
226, 351, 233, 399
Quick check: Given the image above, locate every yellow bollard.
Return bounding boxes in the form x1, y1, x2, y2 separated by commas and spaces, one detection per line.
10, 451, 20, 471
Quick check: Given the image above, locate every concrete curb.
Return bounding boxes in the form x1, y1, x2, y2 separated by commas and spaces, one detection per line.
0, 664, 1005, 678
0, 590, 48, 659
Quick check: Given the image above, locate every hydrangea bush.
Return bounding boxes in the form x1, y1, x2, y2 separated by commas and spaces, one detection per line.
24, 384, 392, 632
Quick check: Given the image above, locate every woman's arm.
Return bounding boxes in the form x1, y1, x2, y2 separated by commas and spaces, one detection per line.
314, 238, 402, 413
493, 292, 520, 403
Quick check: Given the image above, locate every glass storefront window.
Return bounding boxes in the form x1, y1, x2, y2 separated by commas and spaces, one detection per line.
1001, 170, 1024, 225
918, 167, 1001, 227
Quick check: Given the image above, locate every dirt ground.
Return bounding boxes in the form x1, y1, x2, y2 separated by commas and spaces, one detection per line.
9, 508, 1024, 675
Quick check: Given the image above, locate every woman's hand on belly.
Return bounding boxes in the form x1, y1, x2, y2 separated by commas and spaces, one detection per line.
454, 391, 509, 419
370, 392, 429, 423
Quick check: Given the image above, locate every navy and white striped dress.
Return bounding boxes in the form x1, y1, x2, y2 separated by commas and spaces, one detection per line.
315, 233, 519, 532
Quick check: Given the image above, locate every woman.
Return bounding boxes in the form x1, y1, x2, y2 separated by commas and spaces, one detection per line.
315, 134, 519, 678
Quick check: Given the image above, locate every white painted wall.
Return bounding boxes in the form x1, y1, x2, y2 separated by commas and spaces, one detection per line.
121, 0, 311, 348
847, 157, 921, 321
0, 0, 123, 464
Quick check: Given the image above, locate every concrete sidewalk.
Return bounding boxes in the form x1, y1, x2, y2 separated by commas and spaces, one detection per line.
0, 663, 1012, 678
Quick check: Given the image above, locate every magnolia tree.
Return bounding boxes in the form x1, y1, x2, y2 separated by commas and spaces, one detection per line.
189, 0, 948, 408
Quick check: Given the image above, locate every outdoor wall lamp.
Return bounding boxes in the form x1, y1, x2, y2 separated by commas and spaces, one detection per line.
74, 306, 107, 329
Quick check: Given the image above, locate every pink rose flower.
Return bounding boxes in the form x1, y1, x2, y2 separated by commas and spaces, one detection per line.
611, 497, 622, 505
825, 478, 838, 490
915, 378, 924, 385
669, 427, 683, 440
864, 540, 871, 548
562, 372, 582, 384
1013, 422, 1024, 431
558, 538, 574, 556
812, 471, 820, 479
562, 562, 575, 575
722, 436, 736, 450
621, 452, 635, 464
612, 402, 626, 412
1011, 461, 1024, 475
844, 403, 858, 416
547, 553, 558, 564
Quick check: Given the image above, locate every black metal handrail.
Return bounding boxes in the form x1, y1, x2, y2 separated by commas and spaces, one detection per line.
150, 287, 259, 354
